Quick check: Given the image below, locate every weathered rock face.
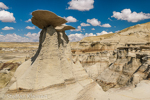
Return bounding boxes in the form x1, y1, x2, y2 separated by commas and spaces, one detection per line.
7, 26, 76, 91
96, 46, 150, 91
71, 41, 117, 81
55, 25, 75, 32
32, 10, 67, 29
0, 62, 20, 89
71, 22, 150, 91
2, 10, 103, 100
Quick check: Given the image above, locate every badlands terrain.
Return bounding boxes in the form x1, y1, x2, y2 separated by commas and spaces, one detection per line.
0, 10, 150, 100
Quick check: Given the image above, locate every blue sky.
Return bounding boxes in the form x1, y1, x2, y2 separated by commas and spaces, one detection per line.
0, 0, 150, 42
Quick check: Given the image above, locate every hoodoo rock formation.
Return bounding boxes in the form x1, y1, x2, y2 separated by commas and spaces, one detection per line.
1, 10, 150, 100
1, 10, 103, 100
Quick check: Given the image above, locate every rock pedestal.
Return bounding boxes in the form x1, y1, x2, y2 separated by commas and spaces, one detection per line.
8, 26, 75, 91
2, 10, 101, 100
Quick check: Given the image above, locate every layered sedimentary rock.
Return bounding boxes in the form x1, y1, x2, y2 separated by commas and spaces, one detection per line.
71, 40, 117, 82
1, 10, 103, 100
8, 26, 75, 91
71, 22, 150, 91
1, 10, 150, 100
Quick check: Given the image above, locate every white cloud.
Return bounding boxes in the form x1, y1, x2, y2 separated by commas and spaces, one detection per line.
101, 24, 111, 27
68, 33, 96, 42
86, 18, 111, 27
0, 2, 8, 10
2, 26, 14, 30
0, 31, 40, 42
82, 28, 85, 30
26, 26, 35, 29
25, 19, 31, 22
0, 33, 31, 42
67, 0, 94, 11
0, 10, 15, 22
68, 33, 83, 42
111, 9, 150, 22
25, 32, 40, 42
87, 18, 101, 26
64, 16, 77, 23
80, 23, 90, 26
85, 33, 96, 37
91, 28, 95, 30
71, 26, 81, 31
96, 31, 113, 36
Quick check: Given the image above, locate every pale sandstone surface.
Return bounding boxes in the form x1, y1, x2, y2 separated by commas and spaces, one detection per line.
76, 80, 150, 100
0, 42, 38, 89
2, 25, 103, 100
71, 22, 150, 91
55, 25, 75, 32
8, 26, 74, 91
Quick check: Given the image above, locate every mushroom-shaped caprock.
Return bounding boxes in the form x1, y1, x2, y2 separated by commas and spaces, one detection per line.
55, 24, 75, 32
31, 10, 67, 29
